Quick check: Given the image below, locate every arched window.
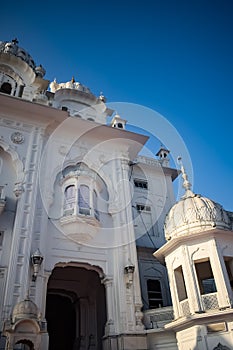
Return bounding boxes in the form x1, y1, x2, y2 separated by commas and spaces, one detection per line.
93, 190, 99, 220
78, 185, 90, 215
64, 185, 76, 214
0, 82, 12, 95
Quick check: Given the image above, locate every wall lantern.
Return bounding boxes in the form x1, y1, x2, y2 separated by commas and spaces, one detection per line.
31, 249, 43, 282
124, 260, 135, 288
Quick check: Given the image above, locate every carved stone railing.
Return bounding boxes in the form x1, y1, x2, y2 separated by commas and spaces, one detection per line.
202, 292, 219, 311
143, 306, 174, 329
180, 299, 190, 316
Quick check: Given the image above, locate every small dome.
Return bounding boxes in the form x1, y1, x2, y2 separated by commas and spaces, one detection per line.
0, 38, 45, 77
164, 161, 231, 240
165, 193, 231, 240
12, 297, 39, 322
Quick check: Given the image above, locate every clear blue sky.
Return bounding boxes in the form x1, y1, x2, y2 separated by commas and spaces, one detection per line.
1, 0, 233, 210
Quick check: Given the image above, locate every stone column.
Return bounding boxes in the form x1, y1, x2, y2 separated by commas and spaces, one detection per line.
102, 277, 115, 335
167, 259, 180, 319
182, 246, 202, 313
210, 239, 232, 308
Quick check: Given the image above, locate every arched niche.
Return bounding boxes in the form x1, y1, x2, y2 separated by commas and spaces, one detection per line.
0, 140, 24, 188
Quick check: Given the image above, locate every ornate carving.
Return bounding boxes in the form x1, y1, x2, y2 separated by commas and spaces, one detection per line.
13, 183, 24, 197
10, 132, 24, 144
135, 304, 143, 327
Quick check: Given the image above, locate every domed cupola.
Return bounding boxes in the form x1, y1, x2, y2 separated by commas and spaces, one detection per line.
50, 76, 97, 111
0, 38, 45, 76
50, 76, 112, 123
0, 38, 49, 100
12, 296, 39, 323
164, 160, 231, 241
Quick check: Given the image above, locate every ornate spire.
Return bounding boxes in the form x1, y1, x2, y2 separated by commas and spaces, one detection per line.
177, 156, 193, 197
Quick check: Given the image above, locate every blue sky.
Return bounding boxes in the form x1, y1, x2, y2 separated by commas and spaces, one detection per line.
1, 0, 233, 210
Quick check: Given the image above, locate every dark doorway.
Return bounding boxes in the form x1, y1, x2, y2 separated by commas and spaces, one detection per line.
46, 294, 76, 350
15, 339, 34, 349
46, 265, 106, 350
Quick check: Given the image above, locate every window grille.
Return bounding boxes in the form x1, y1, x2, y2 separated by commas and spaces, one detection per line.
64, 185, 76, 214
78, 185, 90, 215
93, 190, 99, 220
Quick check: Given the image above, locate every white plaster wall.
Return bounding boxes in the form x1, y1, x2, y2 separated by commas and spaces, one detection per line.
147, 330, 178, 350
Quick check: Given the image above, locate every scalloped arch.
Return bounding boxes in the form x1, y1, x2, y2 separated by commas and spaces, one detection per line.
0, 140, 24, 184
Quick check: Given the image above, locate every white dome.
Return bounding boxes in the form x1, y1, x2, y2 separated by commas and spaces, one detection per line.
164, 192, 231, 240
164, 162, 231, 240
12, 297, 39, 322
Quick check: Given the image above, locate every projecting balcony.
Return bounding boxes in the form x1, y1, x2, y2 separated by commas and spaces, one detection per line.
143, 306, 174, 329
0, 186, 6, 215
60, 209, 101, 243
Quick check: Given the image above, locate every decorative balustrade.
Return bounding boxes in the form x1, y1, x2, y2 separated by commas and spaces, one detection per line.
144, 294, 220, 328
180, 299, 190, 316
179, 293, 219, 317
202, 292, 219, 310
143, 306, 174, 329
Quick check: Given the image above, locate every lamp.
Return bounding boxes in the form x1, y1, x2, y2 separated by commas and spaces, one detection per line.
124, 260, 135, 288
31, 249, 43, 281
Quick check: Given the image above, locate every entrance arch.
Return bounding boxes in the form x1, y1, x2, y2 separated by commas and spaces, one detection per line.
46, 264, 106, 350
15, 339, 34, 350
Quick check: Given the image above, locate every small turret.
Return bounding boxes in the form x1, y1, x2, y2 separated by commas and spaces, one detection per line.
111, 113, 127, 130
156, 146, 170, 166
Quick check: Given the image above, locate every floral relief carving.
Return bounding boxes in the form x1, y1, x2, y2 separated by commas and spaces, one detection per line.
10, 132, 24, 144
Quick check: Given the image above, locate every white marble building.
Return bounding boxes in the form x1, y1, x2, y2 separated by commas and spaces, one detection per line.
0, 38, 232, 350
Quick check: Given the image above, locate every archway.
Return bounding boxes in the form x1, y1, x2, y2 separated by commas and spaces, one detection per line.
15, 339, 34, 349
46, 265, 106, 350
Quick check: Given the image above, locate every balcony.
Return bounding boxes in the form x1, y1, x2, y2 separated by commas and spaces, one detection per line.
0, 186, 6, 215
60, 213, 101, 243
143, 306, 174, 329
